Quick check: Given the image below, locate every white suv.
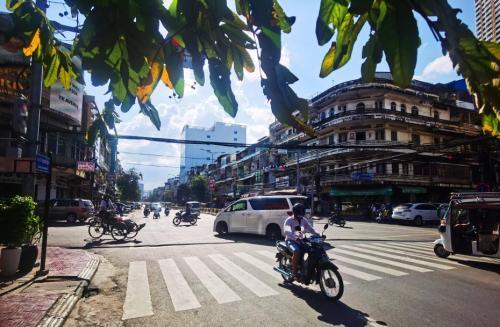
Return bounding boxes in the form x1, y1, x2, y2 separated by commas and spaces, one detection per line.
391, 203, 439, 226
213, 196, 312, 239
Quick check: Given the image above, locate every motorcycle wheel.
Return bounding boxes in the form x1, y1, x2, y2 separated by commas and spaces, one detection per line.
340, 220, 346, 227
88, 221, 105, 239
279, 256, 294, 283
190, 217, 197, 225
328, 218, 334, 225
173, 217, 181, 225
126, 222, 139, 239
319, 263, 344, 302
111, 222, 128, 241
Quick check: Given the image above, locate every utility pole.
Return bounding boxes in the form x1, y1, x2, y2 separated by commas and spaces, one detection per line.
22, 0, 47, 197
295, 151, 300, 194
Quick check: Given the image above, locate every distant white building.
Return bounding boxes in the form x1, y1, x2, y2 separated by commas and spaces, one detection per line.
138, 182, 144, 198
179, 122, 246, 183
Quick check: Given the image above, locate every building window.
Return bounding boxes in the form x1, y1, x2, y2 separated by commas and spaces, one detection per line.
434, 137, 440, 144
329, 108, 334, 116
375, 100, 383, 109
392, 163, 399, 174
234, 130, 238, 134
411, 106, 419, 116
320, 111, 326, 120
328, 134, 335, 144
376, 163, 386, 174
338, 132, 348, 143
411, 134, 421, 145
57, 137, 66, 155
356, 102, 365, 113
355, 131, 366, 141
402, 163, 409, 175
391, 131, 398, 141
342, 105, 347, 112
390, 102, 397, 111
233, 138, 237, 142
48, 133, 57, 154
434, 111, 440, 120
375, 129, 385, 140
207, 135, 211, 139
401, 104, 407, 113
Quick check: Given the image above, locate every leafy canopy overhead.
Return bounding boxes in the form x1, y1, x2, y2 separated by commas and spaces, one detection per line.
3, 0, 500, 137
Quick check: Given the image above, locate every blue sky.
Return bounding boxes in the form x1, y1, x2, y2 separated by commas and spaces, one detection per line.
1, 0, 476, 190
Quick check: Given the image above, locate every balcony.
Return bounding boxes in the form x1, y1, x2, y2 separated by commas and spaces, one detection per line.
312, 108, 480, 135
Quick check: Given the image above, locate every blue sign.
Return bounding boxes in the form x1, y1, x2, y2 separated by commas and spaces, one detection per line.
351, 172, 374, 181
35, 153, 50, 174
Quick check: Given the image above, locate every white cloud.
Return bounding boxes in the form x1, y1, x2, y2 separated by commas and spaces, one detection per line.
416, 55, 455, 81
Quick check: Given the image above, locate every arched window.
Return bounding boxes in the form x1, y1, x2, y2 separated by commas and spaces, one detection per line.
320, 111, 326, 120
434, 111, 440, 120
400, 104, 407, 113
356, 102, 365, 113
411, 106, 419, 116
390, 102, 397, 111
329, 108, 335, 117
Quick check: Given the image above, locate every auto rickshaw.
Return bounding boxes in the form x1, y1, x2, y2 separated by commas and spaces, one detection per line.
434, 192, 500, 259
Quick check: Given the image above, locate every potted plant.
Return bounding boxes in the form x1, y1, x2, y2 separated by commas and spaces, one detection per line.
19, 200, 42, 273
0, 196, 32, 276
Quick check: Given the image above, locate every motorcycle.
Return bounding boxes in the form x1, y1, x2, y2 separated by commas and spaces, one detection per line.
173, 211, 197, 226
274, 224, 344, 302
153, 210, 160, 219
328, 212, 346, 227
143, 207, 150, 217
164, 207, 170, 216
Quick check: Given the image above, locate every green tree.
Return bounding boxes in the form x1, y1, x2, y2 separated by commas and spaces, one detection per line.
189, 175, 208, 202
3, 0, 499, 135
176, 183, 190, 204
116, 168, 141, 201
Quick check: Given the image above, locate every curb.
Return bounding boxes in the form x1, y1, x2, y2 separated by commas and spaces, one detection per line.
37, 253, 101, 327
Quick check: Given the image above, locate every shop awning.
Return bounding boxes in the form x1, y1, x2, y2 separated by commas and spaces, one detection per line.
237, 173, 255, 182
330, 187, 392, 197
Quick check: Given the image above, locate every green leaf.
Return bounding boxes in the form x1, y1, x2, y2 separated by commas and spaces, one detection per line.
315, 0, 348, 46
378, 0, 420, 87
361, 33, 383, 82
121, 94, 136, 113
272, 0, 294, 33
208, 59, 238, 117
43, 52, 60, 87
111, 77, 127, 102
349, 0, 374, 14
164, 44, 185, 97
6, 0, 25, 11
139, 101, 161, 130
261, 26, 281, 49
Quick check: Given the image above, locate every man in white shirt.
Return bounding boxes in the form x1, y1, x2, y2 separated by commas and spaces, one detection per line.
284, 203, 319, 280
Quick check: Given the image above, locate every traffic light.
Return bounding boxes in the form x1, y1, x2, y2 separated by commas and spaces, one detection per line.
12, 99, 28, 136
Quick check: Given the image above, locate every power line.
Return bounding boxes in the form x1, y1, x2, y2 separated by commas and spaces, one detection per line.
119, 151, 210, 160
121, 162, 180, 168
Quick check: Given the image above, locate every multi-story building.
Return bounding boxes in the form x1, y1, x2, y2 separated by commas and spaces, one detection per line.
270, 73, 486, 215
475, 0, 500, 42
179, 122, 246, 183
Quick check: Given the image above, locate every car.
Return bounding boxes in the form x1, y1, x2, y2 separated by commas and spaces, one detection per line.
213, 195, 313, 240
36, 198, 95, 223
391, 203, 439, 226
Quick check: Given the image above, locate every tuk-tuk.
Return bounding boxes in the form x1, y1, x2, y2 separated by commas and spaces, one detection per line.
434, 192, 500, 259
186, 201, 201, 216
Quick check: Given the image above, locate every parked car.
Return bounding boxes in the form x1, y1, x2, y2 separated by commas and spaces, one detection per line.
213, 195, 313, 240
391, 203, 439, 226
36, 198, 94, 223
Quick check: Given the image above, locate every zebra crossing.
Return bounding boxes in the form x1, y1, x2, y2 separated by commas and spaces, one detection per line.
121, 242, 463, 320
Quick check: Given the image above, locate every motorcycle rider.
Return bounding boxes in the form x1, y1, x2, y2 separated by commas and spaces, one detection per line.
284, 203, 319, 281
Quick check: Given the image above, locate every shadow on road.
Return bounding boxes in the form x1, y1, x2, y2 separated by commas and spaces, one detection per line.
278, 283, 387, 326
451, 259, 500, 274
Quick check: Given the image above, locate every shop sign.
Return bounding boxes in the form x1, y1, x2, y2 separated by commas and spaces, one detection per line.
275, 176, 290, 188
50, 79, 84, 125
35, 153, 50, 174
351, 172, 374, 181
77, 161, 95, 172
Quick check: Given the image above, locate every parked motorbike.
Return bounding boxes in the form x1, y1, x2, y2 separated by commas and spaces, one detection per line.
376, 208, 392, 223
143, 208, 150, 217
274, 224, 344, 301
328, 212, 346, 227
164, 207, 170, 216
173, 211, 197, 226
153, 210, 160, 219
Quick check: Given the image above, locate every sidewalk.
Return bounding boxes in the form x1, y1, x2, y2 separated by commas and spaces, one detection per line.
0, 247, 100, 327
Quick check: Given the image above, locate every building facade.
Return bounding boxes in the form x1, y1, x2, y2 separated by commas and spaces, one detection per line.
475, 0, 500, 42
179, 122, 246, 182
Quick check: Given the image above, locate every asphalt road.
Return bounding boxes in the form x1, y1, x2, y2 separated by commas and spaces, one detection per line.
51, 210, 500, 327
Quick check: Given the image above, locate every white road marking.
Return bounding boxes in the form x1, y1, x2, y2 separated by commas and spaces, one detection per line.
184, 256, 241, 304
340, 245, 454, 270
387, 242, 436, 253
256, 250, 276, 259
331, 248, 432, 272
335, 264, 381, 281
122, 261, 153, 320
209, 254, 279, 297
331, 254, 408, 276
158, 258, 201, 311
374, 244, 462, 265
401, 242, 434, 249
234, 252, 281, 280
